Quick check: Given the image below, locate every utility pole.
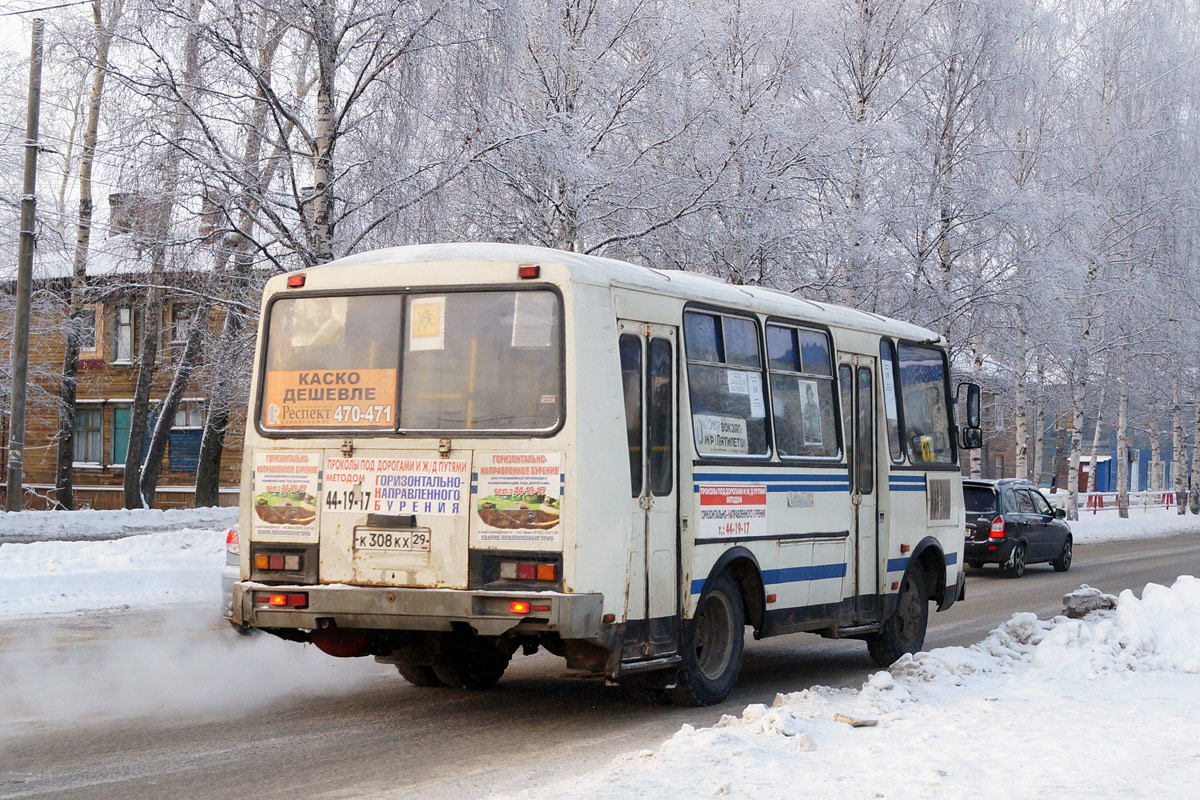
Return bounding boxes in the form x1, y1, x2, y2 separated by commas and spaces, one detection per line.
5, 19, 44, 513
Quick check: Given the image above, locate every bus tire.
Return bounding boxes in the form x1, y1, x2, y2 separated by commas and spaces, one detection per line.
866, 568, 929, 667
668, 571, 745, 707
394, 663, 444, 687
432, 648, 511, 690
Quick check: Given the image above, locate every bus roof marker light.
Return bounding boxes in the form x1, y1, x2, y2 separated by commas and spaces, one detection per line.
518, 265, 540, 279
286, 273, 306, 288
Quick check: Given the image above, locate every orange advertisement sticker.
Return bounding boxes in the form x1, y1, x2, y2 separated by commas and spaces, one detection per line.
261, 368, 397, 428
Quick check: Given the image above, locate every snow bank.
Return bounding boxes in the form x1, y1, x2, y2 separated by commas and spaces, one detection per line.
0, 505, 237, 541
0, 528, 225, 618
1068, 506, 1200, 543
494, 576, 1200, 800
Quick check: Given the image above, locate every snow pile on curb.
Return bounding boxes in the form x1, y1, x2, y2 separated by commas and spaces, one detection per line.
494, 576, 1200, 800
1069, 506, 1200, 543
0, 505, 237, 540
0, 528, 226, 618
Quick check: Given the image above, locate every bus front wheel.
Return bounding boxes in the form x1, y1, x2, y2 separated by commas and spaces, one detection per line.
866, 568, 929, 667
668, 571, 745, 707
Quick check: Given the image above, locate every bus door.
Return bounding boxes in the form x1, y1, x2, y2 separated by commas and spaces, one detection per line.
618, 321, 679, 660
839, 357, 880, 625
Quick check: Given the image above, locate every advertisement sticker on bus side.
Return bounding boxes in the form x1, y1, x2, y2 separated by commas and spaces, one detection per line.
252, 451, 321, 539
261, 367, 398, 428
698, 485, 768, 538
472, 452, 563, 547
323, 456, 469, 516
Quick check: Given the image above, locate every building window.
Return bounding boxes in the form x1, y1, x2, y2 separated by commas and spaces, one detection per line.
174, 401, 204, 428
114, 305, 135, 362
74, 406, 103, 465
169, 303, 193, 346
111, 405, 131, 466
169, 402, 205, 472
77, 307, 98, 354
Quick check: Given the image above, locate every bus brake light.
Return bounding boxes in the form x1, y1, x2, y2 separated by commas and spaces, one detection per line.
510, 601, 531, 614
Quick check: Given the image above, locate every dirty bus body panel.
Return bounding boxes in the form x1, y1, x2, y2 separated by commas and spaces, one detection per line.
232, 243, 978, 704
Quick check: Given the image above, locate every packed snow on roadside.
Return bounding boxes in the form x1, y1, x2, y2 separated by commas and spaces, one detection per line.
0, 527, 227, 618
494, 577, 1200, 800
0, 505, 237, 541
1068, 505, 1200, 544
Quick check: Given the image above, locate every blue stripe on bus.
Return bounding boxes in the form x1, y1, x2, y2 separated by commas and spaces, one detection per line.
887, 552, 958, 573
889, 474, 925, 482
690, 562, 846, 594
889, 486, 926, 492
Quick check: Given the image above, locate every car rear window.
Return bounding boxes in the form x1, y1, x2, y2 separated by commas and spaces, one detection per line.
964, 486, 998, 514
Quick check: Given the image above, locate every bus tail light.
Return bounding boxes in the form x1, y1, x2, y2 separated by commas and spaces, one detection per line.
499, 560, 558, 582
990, 516, 1006, 538
254, 551, 304, 571
255, 592, 308, 608
510, 601, 531, 614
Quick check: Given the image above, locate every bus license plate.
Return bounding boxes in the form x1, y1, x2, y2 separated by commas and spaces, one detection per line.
355, 529, 431, 552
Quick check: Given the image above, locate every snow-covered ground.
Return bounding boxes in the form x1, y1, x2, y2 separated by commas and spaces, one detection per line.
1, 505, 1198, 798
496, 578, 1200, 800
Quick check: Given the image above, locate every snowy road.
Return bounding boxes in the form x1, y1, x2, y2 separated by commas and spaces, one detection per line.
1, 531, 1198, 800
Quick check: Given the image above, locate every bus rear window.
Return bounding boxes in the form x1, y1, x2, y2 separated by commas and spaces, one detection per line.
260, 290, 562, 433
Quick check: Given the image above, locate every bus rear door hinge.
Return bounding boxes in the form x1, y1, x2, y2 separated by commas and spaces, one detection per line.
438, 438, 452, 458
341, 439, 355, 458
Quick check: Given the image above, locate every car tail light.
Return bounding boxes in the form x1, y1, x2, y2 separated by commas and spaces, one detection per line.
225, 529, 239, 555
990, 516, 1006, 538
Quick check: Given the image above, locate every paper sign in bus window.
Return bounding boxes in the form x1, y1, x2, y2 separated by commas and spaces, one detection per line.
747, 372, 766, 418
694, 415, 749, 455
511, 292, 555, 348
799, 379, 824, 446
409, 296, 446, 351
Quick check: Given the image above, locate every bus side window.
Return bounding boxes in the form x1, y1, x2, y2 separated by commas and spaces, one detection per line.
619, 334, 643, 497
839, 365, 853, 471
855, 367, 874, 495
648, 338, 673, 496
684, 311, 768, 457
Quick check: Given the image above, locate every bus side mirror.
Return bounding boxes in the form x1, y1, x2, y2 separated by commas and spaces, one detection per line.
959, 426, 983, 449
956, 382, 982, 449
958, 382, 981, 428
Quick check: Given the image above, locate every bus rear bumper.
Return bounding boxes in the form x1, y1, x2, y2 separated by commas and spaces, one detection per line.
232, 581, 604, 639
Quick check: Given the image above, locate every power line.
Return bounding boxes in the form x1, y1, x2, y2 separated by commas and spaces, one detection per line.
0, 1, 94, 18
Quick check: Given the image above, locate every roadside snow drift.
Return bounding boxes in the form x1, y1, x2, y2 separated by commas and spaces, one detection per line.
0, 528, 225, 617
496, 576, 1200, 800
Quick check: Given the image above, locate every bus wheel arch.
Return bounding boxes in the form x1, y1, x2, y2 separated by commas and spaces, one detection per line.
696, 547, 765, 635
909, 537, 947, 612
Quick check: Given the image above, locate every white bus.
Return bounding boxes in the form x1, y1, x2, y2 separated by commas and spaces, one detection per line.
232, 243, 981, 706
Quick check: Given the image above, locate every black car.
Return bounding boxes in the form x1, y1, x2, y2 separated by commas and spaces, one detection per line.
963, 479, 1072, 577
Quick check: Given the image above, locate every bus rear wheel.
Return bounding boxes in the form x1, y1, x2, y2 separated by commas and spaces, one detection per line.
395, 663, 443, 687
431, 647, 511, 690
668, 571, 745, 707
866, 568, 929, 667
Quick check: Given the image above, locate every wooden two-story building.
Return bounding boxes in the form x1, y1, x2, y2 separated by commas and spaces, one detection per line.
1, 200, 246, 510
